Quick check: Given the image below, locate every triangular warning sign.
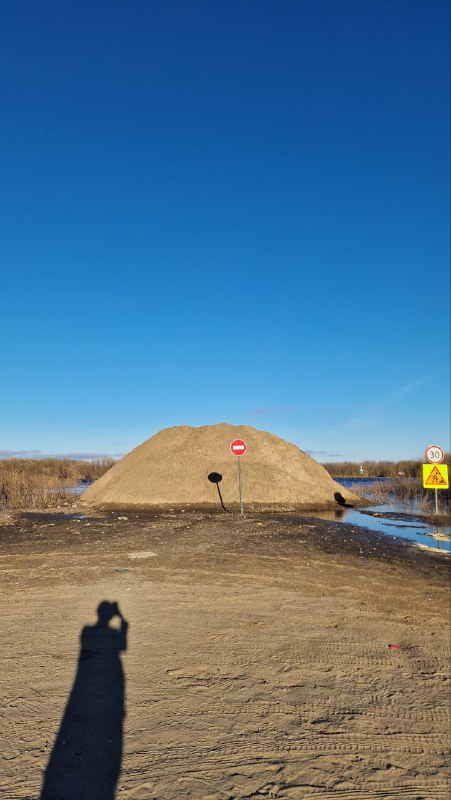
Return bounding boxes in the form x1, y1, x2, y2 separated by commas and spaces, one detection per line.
424, 466, 447, 486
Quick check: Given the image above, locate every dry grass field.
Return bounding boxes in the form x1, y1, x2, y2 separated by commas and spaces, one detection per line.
0, 459, 113, 510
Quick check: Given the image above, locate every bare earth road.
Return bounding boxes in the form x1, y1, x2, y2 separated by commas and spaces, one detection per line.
1, 509, 450, 800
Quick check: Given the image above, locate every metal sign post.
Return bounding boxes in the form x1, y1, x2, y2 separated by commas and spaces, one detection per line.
237, 456, 243, 516
230, 439, 247, 516
423, 462, 449, 516
424, 445, 447, 516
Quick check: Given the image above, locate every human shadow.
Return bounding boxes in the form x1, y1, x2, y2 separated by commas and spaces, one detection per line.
40, 601, 128, 800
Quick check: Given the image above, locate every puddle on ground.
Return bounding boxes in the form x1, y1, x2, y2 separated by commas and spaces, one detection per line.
308, 505, 450, 553
327, 478, 451, 552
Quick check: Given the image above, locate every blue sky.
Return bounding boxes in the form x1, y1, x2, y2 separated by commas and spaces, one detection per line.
1, 0, 449, 462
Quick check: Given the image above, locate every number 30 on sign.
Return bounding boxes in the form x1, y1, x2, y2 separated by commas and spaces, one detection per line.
425, 445, 444, 464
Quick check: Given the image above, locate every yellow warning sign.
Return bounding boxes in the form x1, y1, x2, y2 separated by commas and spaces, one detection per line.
423, 463, 449, 489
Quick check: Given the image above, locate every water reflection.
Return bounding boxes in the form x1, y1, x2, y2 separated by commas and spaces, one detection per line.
312, 505, 450, 553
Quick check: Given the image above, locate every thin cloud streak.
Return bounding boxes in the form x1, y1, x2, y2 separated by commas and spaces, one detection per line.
0, 451, 123, 460
0, 450, 42, 458
305, 450, 344, 459
328, 369, 450, 438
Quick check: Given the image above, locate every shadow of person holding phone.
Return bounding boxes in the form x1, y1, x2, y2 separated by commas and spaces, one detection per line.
40, 601, 128, 800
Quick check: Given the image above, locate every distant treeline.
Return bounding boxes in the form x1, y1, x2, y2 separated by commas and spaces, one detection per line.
323, 455, 451, 478
0, 457, 115, 510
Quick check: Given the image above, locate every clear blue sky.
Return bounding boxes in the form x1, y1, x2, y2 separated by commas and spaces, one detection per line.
1, 0, 449, 462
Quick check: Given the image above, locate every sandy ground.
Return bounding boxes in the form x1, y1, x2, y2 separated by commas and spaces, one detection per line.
1, 508, 450, 800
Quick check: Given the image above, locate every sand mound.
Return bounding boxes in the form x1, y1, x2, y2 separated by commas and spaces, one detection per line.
81, 424, 362, 510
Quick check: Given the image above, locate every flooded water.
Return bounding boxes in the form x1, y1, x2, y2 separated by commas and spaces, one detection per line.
329, 478, 451, 554
67, 482, 91, 495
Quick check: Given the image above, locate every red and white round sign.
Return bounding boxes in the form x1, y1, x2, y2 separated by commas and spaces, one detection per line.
425, 445, 444, 464
230, 439, 247, 456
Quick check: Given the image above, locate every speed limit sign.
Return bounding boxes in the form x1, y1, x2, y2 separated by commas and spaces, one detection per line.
425, 445, 444, 464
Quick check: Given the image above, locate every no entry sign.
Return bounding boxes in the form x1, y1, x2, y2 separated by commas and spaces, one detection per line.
230, 439, 247, 516
231, 439, 247, 456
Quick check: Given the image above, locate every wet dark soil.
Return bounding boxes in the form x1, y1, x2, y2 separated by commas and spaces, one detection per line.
1, 507, 448, 604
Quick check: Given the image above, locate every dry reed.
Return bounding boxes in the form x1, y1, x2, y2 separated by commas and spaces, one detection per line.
324, 455, 451, 479
0, 458, 114, 510
346, 476, 449, 514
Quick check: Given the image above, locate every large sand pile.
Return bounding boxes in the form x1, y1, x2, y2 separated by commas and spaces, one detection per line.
81, 424, 362, 510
